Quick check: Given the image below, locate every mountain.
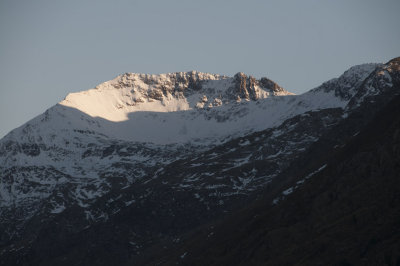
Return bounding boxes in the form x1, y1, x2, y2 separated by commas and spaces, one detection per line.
148, 81, 400, 266
0, 57, 399, 265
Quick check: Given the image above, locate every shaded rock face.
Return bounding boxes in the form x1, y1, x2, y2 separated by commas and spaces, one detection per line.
260, 77, 285, 92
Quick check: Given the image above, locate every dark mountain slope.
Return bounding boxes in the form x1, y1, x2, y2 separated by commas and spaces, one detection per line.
151, 94, 400, 265
0, 108, 345, 266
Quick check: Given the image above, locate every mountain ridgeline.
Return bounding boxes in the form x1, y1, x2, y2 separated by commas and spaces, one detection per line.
0, 57, 399, 265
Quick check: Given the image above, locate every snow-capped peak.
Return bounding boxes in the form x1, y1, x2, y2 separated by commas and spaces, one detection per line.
4, 63, 385, 145
60, 71, 292, 123
312, 63, 380, 100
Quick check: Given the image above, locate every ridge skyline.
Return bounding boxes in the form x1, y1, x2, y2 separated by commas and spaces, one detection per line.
2, 0, 399, 139
0, 62, 384, 141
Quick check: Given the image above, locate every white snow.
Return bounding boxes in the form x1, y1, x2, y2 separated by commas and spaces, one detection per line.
272, 164, 328, 205
282, 187, 294, 196
304, 164, 327, 180
239, 139, 251, 146
125, 200, 135, 206
50, 204, 66, 214
40, 70, 353, 145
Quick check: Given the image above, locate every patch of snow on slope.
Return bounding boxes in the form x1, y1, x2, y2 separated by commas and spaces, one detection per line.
272, 164, 328, 205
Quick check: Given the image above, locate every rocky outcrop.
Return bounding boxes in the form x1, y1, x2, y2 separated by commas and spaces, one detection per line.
93, 71, 291, 108
109, 71, 227, 102
232, 72, 288, 101
260, 76, 285, 93
234, 72, 250, 100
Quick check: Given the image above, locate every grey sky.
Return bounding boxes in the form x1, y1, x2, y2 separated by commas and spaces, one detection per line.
1, 0, 399, 138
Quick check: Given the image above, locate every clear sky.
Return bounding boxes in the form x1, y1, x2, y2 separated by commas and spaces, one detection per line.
0, 0, 399, 138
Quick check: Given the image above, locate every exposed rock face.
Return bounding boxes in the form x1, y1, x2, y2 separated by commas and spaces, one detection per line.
233, 72, 288, 101
260, 76, 285, 93
234, 72, 250, 100
99, 71, 292, 108
106, 71, 228, 101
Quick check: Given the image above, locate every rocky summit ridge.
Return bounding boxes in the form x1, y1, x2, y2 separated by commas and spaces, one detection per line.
60, 71, 291, 121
